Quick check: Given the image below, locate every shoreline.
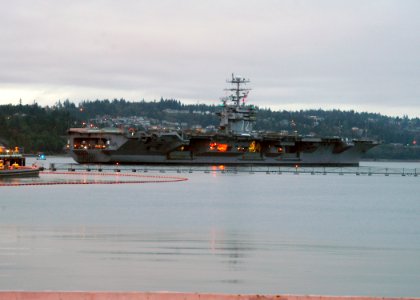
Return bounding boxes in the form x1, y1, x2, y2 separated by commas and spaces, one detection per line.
0, 293, 419, 300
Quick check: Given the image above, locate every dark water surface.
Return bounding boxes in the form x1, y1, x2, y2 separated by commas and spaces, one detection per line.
1, 159, 419, 296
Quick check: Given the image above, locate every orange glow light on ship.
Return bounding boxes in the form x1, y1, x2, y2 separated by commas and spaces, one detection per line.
209, 142, 217, 150
216, 144, 228, 152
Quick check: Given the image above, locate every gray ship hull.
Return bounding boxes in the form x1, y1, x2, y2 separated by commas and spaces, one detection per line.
68, 128, 377, 166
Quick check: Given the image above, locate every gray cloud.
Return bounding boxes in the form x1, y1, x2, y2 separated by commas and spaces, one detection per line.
0, 0, 419, 117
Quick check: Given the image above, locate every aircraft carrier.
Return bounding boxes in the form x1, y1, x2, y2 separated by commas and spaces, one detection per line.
67, 75, 378, 166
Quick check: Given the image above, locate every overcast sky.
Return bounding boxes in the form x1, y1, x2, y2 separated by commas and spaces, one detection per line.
1, 0, 419, 117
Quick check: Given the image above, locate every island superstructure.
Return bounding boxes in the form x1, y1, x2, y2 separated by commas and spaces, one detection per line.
67, 75, 378, 166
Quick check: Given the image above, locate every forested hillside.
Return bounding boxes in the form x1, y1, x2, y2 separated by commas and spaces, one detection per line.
0, 103, 72, 153
1, 98, 419, 159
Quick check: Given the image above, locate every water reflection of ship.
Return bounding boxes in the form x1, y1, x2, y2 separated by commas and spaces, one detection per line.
67, 74, 379, 166
210, 229, 252, 270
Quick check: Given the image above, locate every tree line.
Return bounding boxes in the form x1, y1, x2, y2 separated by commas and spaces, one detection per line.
1, 98, 419, 159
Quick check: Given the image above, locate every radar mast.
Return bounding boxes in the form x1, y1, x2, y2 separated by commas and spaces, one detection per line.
224, 73, 251, 107
218, 74, 256, 135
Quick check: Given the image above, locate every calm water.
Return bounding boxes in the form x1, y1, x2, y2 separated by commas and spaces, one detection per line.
1, 158, 419, 296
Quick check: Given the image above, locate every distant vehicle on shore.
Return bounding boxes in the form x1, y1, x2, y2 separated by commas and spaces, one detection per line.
37, 153, 46, 160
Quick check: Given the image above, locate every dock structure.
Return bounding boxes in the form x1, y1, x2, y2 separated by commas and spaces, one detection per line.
41, 163, 419, 177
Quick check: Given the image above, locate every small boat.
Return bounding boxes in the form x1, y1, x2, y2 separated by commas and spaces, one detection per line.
0, 146, 40, 178
0, 166, 40, 178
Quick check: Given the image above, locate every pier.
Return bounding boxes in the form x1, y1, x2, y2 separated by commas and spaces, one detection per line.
42, 163, 419, 177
